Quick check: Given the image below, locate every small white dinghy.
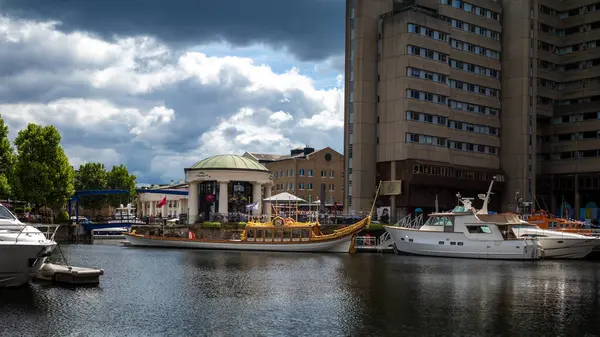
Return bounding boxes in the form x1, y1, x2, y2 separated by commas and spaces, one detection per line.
34, 263, 104, 285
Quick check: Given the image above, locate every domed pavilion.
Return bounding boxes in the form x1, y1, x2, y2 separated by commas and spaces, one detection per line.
184, 154, 274, 224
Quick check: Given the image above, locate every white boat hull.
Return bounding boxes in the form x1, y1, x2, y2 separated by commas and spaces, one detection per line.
0, 243, 56, 287
512, 227, 600, 259
538, 239, 599, 259
385, 226, 542, 260
124, 234, 354, 253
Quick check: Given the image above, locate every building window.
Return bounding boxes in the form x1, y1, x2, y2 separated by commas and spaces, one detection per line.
329, 184, 335, 191
321, 170, 327, 177
299, 169, 305, 176
299, 183, 305, 190
406, 133, 447, 147
308, 170, 313, 177
407, 45, 448, 63
407, 23, 449, 41
330, 171, 335, 178
307, 183, 313, 190
407, 67, 448, 83
449, 38, 500, 60
406, 89, 448, 105
406, 111, 447, 125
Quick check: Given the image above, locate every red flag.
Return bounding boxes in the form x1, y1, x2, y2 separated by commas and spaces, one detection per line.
157, 196, 167, 208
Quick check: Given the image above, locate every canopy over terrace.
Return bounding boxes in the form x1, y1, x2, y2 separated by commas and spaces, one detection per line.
263, 192, 306, 203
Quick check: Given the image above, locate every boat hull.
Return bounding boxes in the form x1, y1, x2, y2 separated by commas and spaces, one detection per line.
0, 243, 56, 287
511, 228, 600, 259
124, 234, 355, 253
385, 226, 542, 260
534, 238, 600, 259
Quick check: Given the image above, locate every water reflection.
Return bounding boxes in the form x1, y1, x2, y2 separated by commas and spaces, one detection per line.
0, 245, 599, 337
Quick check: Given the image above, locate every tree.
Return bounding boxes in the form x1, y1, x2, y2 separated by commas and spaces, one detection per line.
0, 115, 14, 197
13, 124, 75, 210
74, 162, 108, 211
106, 164, 137, 207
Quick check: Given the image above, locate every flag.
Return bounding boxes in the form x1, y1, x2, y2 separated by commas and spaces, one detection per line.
157, 196, 167, 208
246, 201, 258, 211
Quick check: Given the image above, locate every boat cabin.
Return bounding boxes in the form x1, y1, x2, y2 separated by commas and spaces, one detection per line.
421, 199, 525, 242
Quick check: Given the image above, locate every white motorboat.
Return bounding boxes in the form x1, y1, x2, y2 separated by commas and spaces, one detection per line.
384, 178, 543, 260
511, 223, 600, 259
0, 205, 57, 287
109, 203, 145, 225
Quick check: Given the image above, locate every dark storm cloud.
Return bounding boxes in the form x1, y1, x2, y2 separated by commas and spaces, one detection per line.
1, 0, 346, 61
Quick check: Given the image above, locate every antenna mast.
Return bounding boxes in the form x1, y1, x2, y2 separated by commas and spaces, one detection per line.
476, 176, 497, 215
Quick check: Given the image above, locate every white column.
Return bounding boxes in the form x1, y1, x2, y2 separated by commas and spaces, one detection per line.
188, 182, 198, 224
252, 182, 263, 216
177, 198, 183, 217
264, 183, 272, 216
150, 201, 155, 217
218, 181, 229, 215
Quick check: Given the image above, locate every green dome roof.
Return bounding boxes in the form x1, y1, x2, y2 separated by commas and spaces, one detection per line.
188, 154, 269, 172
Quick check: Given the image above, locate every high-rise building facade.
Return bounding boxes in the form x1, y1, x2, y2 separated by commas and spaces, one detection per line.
344, 0, 600, 220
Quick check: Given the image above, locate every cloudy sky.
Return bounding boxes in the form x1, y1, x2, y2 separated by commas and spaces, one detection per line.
0, 0, 346, 184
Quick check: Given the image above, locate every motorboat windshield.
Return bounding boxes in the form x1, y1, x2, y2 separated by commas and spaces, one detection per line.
0, 204, 17, 221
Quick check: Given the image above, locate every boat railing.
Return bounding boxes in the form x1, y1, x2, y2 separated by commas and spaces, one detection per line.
179, 212, 372, 226
390, 214, 423, 229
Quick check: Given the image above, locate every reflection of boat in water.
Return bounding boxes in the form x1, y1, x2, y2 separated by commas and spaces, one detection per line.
0, 205, 57, 287
125, 215, 371, 253
384, 178, 543, 260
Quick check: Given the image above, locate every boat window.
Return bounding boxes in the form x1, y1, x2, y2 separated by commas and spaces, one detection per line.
466, 225, 492, 234
247, 230, 254, 239
520, 234, 548, 238
438, 241, 444, 245
450, 242, 456, 245
255, 230, 263, 239
0, 205, 16, 220
457, 242, 464, 246
429, 216, 453, 226
275, 229, 283, 240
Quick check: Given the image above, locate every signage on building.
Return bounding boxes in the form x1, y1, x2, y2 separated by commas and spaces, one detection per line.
206, 194, 216, 202
194, 171, 210, 179
393, 0, 415, 12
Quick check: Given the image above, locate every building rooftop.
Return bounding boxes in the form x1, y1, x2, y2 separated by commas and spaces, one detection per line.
187, 154, 270, 172
244, 146, 319, 163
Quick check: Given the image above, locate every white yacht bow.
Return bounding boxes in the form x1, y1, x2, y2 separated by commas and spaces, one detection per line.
0, 205, 57, 287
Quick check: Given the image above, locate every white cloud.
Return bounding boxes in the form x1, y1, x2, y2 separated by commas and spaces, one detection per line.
0, 16, 345, 183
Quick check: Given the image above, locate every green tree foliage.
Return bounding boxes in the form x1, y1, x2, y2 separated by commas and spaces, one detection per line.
74, 162, 108, 210
106, 164, 137, 207
0, 115, 14, 197
13, 124, 75, 209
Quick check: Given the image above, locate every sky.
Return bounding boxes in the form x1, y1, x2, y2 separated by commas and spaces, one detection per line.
0, 0, 346, 184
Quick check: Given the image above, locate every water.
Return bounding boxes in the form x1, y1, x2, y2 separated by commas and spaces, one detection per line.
1, 243, 599, 337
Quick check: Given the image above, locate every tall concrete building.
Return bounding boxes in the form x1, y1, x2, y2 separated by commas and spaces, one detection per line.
344, 0, 600, 220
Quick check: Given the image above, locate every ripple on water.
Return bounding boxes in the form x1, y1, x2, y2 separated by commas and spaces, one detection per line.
1, 244, 599, 337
